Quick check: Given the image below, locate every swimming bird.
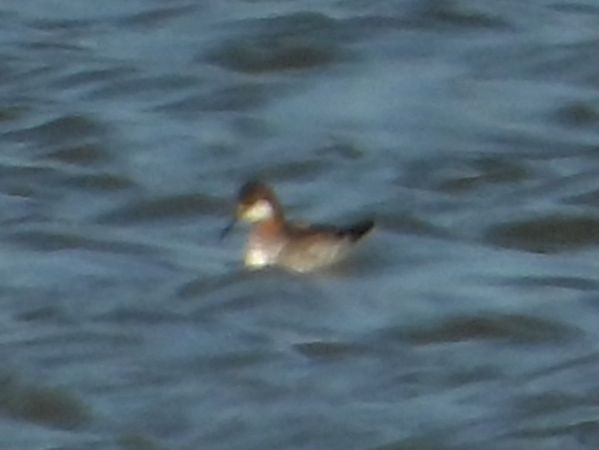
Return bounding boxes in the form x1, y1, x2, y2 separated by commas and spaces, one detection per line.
221, 180, 374, 272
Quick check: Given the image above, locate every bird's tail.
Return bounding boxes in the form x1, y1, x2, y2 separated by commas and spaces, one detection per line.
345, 219, 375, 241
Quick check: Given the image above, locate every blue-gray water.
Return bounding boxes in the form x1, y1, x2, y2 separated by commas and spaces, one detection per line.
2, 1, 599, 449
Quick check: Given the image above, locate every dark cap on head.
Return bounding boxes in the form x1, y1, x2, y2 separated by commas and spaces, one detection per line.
237, 179, 279, 207
239, 179, 270, 198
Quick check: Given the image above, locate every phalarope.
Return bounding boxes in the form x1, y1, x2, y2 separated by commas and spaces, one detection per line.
221, 180, 374, 272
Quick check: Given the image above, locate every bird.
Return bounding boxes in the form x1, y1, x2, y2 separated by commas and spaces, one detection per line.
220, 180, 374, 272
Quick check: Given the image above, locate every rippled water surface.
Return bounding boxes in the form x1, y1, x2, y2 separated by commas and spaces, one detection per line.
2, 1, 599, 449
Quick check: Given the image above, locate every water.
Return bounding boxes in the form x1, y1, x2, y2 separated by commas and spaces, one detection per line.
1, 1, 599, 449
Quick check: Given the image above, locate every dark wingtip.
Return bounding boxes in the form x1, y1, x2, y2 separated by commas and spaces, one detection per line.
347, 219, 375, 241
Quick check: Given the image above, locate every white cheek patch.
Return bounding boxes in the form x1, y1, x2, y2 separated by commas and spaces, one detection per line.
245, 200, 273, 221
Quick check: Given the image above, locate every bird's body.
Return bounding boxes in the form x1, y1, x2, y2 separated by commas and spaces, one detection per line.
221, 180, 374, 273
